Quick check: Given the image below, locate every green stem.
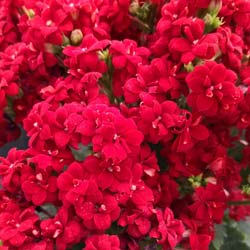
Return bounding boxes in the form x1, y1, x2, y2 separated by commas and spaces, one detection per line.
129, 15, 151, 33
227, 200, 250, 206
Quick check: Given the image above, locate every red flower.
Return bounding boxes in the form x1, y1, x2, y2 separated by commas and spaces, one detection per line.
118, 209, 151, 238
169, 18, 219, 63
0, 207, 39, 248
57, 161, 85, 200
150, 207, 185, 249
66, 180, 120, 231
0, 148, 26, 192
24, 0, 73, 45
123, 58, 181, 104
41, 207, 85, 250
63, 34, 110, 76
189, 183, 227, 223
84, 234, 120, 250
172, 113, 210, 152
82, 155, 133, 191
156, 173, 179, 208
190, 233, 211, 250
217, 27, 244, 70
186, 61, 242, 116
109, 39, 150, 97
76, 104, 144, 162
138, 95, 184, 143
21, 155, 57, 206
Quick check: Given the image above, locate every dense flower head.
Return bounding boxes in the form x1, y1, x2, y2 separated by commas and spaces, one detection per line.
186, 61, 242, 117
1, 0, 250, 249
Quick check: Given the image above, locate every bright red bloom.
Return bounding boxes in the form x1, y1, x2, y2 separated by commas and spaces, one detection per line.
138, 95, 184, 143
189, 183, 227, 224
186, 61, 242, 116
57, 161, 85, 200
0, 148, 26, 192
21, 155, 57, 206
220, 0, 250, 29
1, 0, 250, 249
63, 34, 110, 76
118, 209, 152, 238
41, 73, 104, 106
84, 234, 120, 250
156, 173, 179, 208
169, 17, 219, 63
189, 233, 211, 250
76, 104, 144, 162
23, 0, 73, 45
66, 180, 120, 231
40, 207, 85, 250
82, 155, 133, 191
150, 207, 185, 249
123, 58, 181, 103
172, 113, 210, 152
217, 27, 244, 70
0, 207, 39, 248
109, 39, 150, 97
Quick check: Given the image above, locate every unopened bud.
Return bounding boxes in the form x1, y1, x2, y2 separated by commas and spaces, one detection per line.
204, 13, 224, 32
62, 35, 70, 46
129, 1, 140, 15
188, 174, 203, 188
184, 62, 194, 72
70, 29, 83, 45
22, 6, 35, 18
98, 49, 110, 61
208, 0, 222, 15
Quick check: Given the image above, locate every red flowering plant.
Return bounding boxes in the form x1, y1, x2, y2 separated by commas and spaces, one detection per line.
1, 0, 250, 249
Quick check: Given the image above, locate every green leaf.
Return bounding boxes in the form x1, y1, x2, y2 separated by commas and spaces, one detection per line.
35, 204, 57, 220
238, 220, 250, 247
221, 241, 250, 250
210, 224, 226, 250
220, 223, 250, 250
211, 219, 250, 250
71, 144, 92, 161
105, 222, 125, 235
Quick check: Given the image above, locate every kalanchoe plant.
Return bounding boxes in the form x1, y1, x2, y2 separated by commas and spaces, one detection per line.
1, 0, 250, 249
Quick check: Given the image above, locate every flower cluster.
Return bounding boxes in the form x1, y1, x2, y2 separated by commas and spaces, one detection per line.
1, 0, 250, 249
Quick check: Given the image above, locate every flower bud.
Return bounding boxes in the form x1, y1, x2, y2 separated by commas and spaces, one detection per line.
70, 29, 83, 45
129, 1, 140, 15
22, 6, 35, 18
204, 13, 224, 32
208, 0, 222, 15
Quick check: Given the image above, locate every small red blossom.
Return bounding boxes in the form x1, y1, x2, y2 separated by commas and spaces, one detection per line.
138, 95, 184, 143
0, 207, 39, 248
66, 180, 120, 231
84, 234, 120, 250
41, 207, 85, 250
186, 61, 242, 116
189, 183, 227, 223
21, 156, 57, 205
118, 209, 152, 238
150, 207, 185, 249
63, 34, 110, 76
